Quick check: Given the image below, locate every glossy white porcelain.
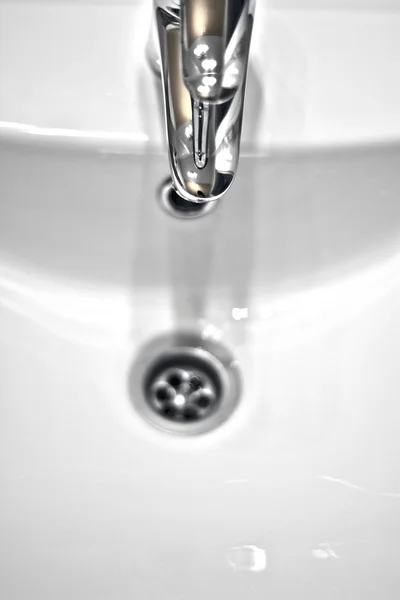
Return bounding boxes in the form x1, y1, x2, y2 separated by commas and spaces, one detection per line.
1, 1, 400, 599
1, 0, 400, 150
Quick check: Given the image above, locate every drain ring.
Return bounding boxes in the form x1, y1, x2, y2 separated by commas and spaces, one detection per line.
158, 179, 218, 220
129, 332, 241, 435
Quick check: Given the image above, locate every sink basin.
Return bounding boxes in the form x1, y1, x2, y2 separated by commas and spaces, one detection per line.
1, 1, 400, 599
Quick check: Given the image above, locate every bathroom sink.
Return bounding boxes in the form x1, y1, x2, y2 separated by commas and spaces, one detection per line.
1, 1, 400, 599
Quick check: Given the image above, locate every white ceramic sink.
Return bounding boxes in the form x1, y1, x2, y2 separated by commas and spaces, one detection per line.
1, 1, 400, 599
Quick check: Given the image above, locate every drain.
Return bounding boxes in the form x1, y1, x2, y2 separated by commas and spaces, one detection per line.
129, 332, 241, 435
158, 179, 218, 219
146, 359, 220, 423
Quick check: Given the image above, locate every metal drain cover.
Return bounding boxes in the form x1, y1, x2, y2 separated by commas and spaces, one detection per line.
129, 332, 241, 435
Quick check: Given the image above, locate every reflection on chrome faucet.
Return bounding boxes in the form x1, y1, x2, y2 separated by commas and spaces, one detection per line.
153, 0, 256, 203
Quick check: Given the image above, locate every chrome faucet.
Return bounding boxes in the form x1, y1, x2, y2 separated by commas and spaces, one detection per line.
152, 0, 255, 203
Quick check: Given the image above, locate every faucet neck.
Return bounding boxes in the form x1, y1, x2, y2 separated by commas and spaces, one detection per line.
154, 0, 255, 203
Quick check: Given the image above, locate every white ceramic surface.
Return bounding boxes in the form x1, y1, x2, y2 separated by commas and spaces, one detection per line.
1, 0, 400, 149
1, 2, 400, 599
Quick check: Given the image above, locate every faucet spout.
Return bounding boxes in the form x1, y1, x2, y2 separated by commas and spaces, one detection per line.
154, 0, 255, 203
192, 99, 211, 169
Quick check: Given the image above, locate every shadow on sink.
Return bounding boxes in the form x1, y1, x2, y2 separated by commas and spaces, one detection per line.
1, 140, 400, 318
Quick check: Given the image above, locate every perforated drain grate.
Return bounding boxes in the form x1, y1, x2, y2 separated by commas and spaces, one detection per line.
146, 358, 220, 423
129, 333, 241, 435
